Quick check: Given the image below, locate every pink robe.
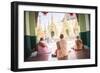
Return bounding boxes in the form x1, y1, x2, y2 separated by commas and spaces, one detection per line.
37, 41, 50, 61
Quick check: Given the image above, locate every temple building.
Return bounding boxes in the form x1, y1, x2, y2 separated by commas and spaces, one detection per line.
36, 15, 45, 41
48, 15, 58, 39
62, 13, 80, 39
61, 14, 69, 39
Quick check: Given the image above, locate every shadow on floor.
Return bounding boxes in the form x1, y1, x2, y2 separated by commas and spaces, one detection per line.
25, 48, 90, 62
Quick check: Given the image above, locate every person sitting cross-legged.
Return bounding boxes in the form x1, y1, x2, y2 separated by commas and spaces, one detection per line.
73, 36, 84, 51
55, 34, 68, 60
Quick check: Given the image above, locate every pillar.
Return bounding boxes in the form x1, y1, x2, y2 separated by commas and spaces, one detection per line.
24, 11, 38, 60
78, 14, 90, 48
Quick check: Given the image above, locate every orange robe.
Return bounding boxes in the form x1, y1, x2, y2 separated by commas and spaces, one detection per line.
74, 39, 83, 50
56, 39, 68, 60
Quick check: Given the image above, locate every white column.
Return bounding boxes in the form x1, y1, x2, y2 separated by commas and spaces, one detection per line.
85, 15, 90, 31
25, 12, 30, 35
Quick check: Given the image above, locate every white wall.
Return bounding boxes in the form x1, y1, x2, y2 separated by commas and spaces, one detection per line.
0, 0, 99, 73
